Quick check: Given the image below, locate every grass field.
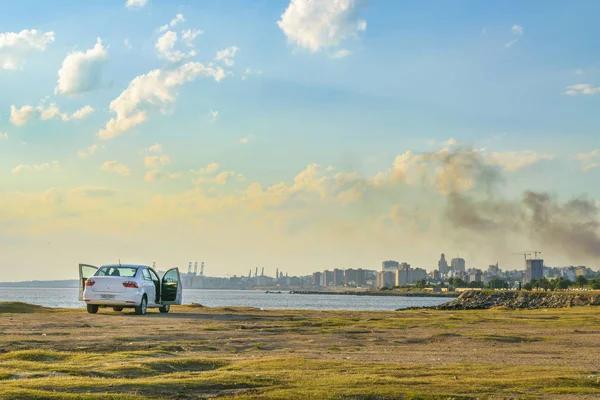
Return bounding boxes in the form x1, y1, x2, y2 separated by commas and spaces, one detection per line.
0, 302, 598, 399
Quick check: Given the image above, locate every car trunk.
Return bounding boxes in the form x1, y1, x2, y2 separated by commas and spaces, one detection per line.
90, 277, 128, 293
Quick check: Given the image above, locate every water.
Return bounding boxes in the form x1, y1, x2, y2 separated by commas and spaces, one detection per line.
0, 287, 450, 311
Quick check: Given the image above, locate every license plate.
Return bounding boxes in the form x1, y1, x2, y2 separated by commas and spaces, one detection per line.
101, 294, 115, 299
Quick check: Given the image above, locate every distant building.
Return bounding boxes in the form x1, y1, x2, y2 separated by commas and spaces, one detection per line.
430, 269, 441, 281
451, 257, 466, 272
382, 260, 400, 272
395, 265, 410, 286
468, 269, 483, 283
412, 268, 427, 282
524, 259, 544, 284
376, 271, 395, 289
438, 254, 449, 275
333, 269, 345, 286
312, 272, 322, 287
488, 263, 500, 275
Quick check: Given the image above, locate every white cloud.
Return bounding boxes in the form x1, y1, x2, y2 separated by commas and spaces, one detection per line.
215, 46, 239, 66
564, 84, 600, 96
71, 186, 116, 198
574, 68, 584, 75
194, 162, 219, 175
10, 105, 34, 126
241, 68, 262, 80
504, 24, 524, 48
582, 163, 599, 172
576, 150, 599, 161
0, 132, 8, 140
56, 38, 108, 95
145, 170, 183, 182
124, 39, 132, 49
11, 103, 94, 125
0, 29, 55, 70
170, 14, 185, 27
126, 0, 147, 9
239, 137, 249, 144
147, 143, 163, 153
331, 49, 352, 59
12, 161, 60, 174
98, 61, 227, 140
144, 155, 170, 168
511, 24, 524, 35
100, 160, 130, 176
486, 151, 555, 171
208, 109, 218, 122
181, 29, 203, 46
156, 31, 196, 62
277, 0, 367, 52
78, 144, 101, 158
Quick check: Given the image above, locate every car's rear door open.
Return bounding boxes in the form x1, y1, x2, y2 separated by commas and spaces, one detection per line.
78, 264, 98, 301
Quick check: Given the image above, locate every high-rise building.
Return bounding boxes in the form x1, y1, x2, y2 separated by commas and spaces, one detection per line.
395, 263, 411, 286
376, 271, 395, 289
382, 260, 400, 271
524, 259, 544, 284
451, 257, 466, 272
438, 254, 449, 275
312, 272, 322, 286
333, 269, 345, 286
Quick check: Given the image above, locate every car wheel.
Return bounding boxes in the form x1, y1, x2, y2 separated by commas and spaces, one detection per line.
86, 304, 99, 314
113, 307, 123, 312
135, 296, 147, 315
159, 304, 170, 313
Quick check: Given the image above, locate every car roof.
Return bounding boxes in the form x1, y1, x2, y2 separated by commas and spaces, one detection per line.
101, 264, 148, 268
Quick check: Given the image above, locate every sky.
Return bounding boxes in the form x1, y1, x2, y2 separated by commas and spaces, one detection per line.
1, 0, 600, 281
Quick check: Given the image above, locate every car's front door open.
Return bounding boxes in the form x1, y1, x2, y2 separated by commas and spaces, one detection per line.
160, 268, 182, 305
79, 264, 98, 301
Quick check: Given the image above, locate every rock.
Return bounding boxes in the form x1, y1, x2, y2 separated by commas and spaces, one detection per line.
434, 291, 599, 310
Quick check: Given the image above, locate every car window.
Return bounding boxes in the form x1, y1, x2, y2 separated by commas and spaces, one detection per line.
142, 269, 152, 281
149, 269, 160, 282
95, 267, 137, 277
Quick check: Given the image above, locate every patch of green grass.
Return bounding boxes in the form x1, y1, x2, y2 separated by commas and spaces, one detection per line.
326, 346, 341, 351
253, 343, 264, 350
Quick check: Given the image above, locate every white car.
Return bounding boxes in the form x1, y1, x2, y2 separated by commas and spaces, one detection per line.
78, 263, 182, 315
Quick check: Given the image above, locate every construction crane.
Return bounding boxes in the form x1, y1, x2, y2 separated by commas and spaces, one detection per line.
512, 251, 542, 261
513, 252, 532, 261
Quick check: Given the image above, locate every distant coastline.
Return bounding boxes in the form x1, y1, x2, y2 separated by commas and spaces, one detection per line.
0, 280, 78, 288
289, 290, 458, 298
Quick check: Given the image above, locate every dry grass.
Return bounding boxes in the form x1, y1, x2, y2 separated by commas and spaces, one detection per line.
0, 302, 598, 399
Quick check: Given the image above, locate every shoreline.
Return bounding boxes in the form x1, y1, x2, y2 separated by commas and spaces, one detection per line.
288, 290, 458, 297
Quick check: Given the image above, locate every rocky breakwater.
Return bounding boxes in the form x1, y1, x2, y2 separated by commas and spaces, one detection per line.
436, 290, 600, 310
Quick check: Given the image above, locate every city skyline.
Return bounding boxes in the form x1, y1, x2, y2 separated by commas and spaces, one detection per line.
2, 1, 600, 281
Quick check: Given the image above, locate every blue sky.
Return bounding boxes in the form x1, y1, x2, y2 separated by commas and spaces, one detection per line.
1, 0, 599, 280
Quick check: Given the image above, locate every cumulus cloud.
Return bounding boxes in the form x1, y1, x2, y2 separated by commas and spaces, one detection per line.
195, 162, 220, 175
70, 186, 116, 198
208, 109, 218, 122
277, 0, 367, 52
181, 29, 203, 46
0, 29, 55, 70
486, 151, 555, 171
577, 149, 600, 172
239, 137, 249, 144
12, 161, 60, 174
9, 105, 34, 126
100, 160, 130, 176
156, 30, 196, 62
78, 144, 101, 158
331, 49, 352, 59
145, 170, 183, 182
564, 84, 600, 96
504, 24, 524, 48
144, 155, 170, 168
125, 0, 147, 9
0, 132, 7, 140
98, 61, 227, 140
11, 103, 94, 125
55, 38, 107, 95
215, 46, 239, 66
241, 68, 262, 80
147, 143, 163, 153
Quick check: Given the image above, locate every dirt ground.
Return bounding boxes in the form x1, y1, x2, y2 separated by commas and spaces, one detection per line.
0, 304, 598, 399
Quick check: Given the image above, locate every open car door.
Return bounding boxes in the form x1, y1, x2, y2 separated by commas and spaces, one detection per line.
161, 268, 182, 305
79, 264, 98, 301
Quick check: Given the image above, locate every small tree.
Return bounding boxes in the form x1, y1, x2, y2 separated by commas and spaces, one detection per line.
523, 282, 533, 291
415, 279, 426, 289
575, 275, 588, 288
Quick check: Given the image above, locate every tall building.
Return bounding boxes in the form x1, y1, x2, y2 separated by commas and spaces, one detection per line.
312, 272, 322, 287
382, 260, 400, 271
438, 254, 449, 275
451, 257, 466, 272
333, 269, 345, 286
376, 271, 395, 289
524, 259, 544, 284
